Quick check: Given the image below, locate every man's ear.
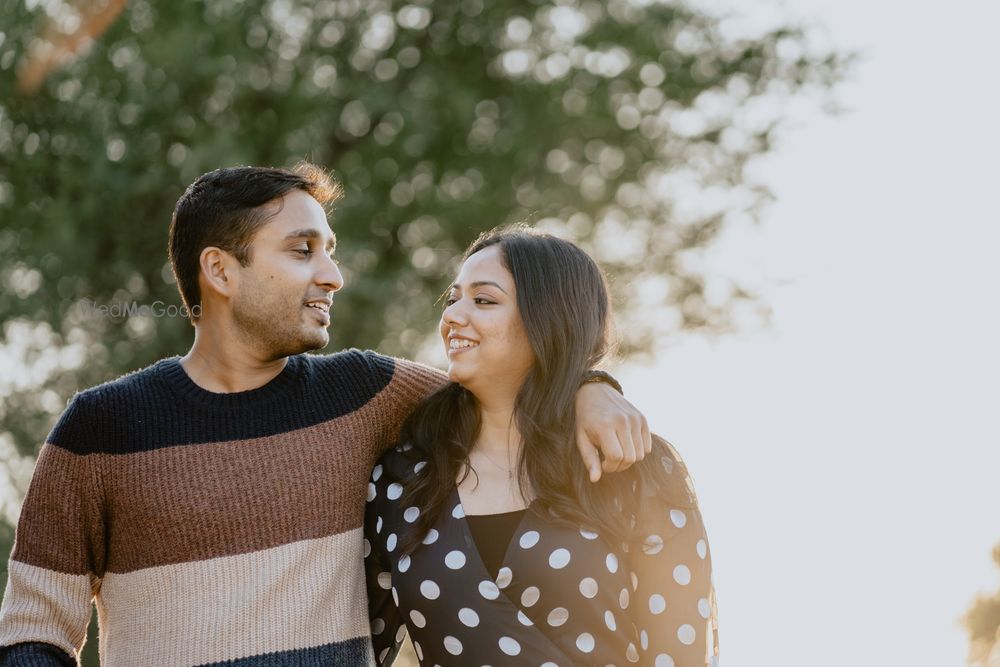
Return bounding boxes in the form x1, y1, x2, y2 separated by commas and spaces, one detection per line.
199, 246, 240, 299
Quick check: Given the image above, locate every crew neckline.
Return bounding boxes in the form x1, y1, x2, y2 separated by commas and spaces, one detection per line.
157, 355, 306, 408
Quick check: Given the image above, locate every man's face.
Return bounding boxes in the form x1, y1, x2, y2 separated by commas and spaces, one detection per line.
229, 189, 344, 359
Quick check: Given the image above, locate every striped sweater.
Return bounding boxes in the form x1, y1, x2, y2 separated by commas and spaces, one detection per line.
0, 350, 446, 666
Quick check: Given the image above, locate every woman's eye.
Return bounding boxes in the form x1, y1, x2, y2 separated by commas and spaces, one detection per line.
295, 248, 313, 257
474, 298, 495, 305
444, 297, 458, 306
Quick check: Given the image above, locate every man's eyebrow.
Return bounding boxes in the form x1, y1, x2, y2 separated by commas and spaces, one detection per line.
285, 229, 336, 251
450, 280, 508, 294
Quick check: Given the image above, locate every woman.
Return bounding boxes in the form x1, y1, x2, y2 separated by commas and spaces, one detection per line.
365, 227, 719, 666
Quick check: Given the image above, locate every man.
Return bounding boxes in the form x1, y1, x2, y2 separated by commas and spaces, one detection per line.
0, 163, 649, 666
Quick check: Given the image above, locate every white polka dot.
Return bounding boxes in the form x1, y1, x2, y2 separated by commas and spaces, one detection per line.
699, 598, 712, 618
398, 554, 411, 573
606, 553, 619, 573
376, 517, 383, 533
386, 533, 397, 552
673, 564, 691, 585
499, 636, 521, 656
649, 593, 666, 614
697, 539, 707, 559
496, 567, 513, 588
604, 610, 616, 631
580, 529, 599, 540
371, 618, 385, 634
387, 483, 403, 500
414, 461, 426, 474
579, 577, 599, 599
378, 648, 389, 662
626, 643, 640, 663
445, 550, 466, 569
670, 509, 687, 528
391, 587, 399, 606
448, 607, 475, 631
549, 548, 571, 569
619, 588, 630, 609
630, 572, 639, 591
413, 640, 423, 661
640, 630, 649, 650
576, 633, 595, 653
655, 656, 675, 667
409, 609, 426, 628
363, 539, 371, 558
377, 572, 392, 590
643, 534, 664, 555
519, 530, 540, 548
372, 465, 383, 481
422, 529, 439, 545
479, 580, 500, 600
420, 580, 440, 600
677, 624, 696, 645
541, 663, 559, 667
452, 503, 465, 518
547, 607, 569, 626
367, 483, 376, 502
443, 636, 463, 655
403, 506, 420, 523
517, 610, 533, 626
521, 586, 540, 607
394, 624, 406, 642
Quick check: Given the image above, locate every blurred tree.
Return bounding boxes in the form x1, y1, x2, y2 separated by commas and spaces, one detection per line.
0, 0, 846, 661
0, 0, 846, 463
966, 544, 1000, 666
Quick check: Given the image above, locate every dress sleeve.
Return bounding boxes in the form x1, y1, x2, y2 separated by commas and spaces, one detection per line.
625, 448, 719, 666
0, 394, 106, 665
364, 458, 407, 666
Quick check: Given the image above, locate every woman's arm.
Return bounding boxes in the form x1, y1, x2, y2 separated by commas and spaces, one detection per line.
364, 457, 407, 666
625, 472, 719, 665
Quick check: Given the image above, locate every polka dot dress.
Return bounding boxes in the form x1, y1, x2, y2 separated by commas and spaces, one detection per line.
365, 445, 719, 666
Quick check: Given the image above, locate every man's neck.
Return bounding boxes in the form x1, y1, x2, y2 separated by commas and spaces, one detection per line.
180, 326, 288, 394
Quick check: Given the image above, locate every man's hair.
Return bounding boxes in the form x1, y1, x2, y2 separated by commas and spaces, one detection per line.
168, 162, 342, 320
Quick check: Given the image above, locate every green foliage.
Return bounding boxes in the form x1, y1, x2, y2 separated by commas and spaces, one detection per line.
0, 0, 845, 469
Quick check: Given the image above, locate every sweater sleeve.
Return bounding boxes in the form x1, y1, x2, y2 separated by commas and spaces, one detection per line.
0, 395, 106, 665
361, 352, 448, 454
625, 445, 719, 666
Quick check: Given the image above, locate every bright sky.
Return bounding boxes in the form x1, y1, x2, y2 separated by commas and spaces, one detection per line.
619, 0, 1000, 665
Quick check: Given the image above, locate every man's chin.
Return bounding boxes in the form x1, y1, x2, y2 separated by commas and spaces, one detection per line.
269, 331, 329, 357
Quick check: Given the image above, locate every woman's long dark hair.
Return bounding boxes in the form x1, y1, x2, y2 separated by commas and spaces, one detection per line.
398, 226, 696, 554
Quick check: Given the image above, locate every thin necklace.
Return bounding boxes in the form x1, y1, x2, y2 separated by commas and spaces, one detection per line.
474, 449, 515, 480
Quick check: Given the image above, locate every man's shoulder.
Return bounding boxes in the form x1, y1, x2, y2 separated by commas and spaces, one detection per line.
48, 358, 175, 453
302, 349, 446, 391
72, 357, 174, 405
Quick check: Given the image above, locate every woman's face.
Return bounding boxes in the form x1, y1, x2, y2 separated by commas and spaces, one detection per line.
440, 245, 535, 401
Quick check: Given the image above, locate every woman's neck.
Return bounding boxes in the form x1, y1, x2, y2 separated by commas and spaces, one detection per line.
474, 398, 521, 458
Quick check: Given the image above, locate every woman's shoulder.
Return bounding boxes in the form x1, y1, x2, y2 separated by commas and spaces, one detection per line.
372, 442, 425, 485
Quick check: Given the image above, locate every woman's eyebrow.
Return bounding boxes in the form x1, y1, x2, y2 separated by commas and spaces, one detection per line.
450, 280, 508, 294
